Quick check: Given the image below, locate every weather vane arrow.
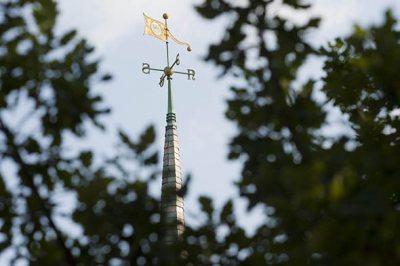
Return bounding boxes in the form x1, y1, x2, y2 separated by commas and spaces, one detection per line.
141, 13, 196, 90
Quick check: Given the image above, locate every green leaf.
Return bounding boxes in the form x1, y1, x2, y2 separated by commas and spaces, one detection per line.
199, 196, 214, 220
119, 126, 156, 155
100, 74, 112, 81
143, 151, 158, 165
220, 200, 234, 225
24, 137, 40, 153
60, 29, 77, 45
79, 151, 93, 167
136, 125, 156, 154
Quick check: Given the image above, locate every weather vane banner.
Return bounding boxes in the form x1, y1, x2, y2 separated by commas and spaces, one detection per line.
143, 13, 192, 51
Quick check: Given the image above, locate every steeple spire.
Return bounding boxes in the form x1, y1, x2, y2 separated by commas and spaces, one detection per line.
141, 12, 196, 245
162, 85, 184, 243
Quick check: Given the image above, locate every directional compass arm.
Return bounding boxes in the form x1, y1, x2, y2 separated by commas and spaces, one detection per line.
149, 67, 164, 72
142, 39, 194, 86
174, 69, 196, 80
159, 74, 166, 87
169, 54, 180, 70
142, 63, 164, 74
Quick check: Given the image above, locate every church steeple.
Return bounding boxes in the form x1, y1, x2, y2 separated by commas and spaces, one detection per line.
141, 13, 196, 244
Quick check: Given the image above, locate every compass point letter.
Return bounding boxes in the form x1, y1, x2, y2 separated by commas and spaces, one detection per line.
187, 69, 195, 80
142, 63, 150, 74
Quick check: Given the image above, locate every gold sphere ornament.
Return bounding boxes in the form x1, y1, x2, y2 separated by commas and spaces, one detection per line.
164, 67, 174, 76
187, 46, 192, 52
163, 13, 169, 19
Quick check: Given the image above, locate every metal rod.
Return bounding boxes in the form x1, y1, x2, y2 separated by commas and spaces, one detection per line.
165, 15, 173, 114
165, 18, 170, 67
167, 77, 173, 114
174, 71, 189, 75
170, 60, 177, 69
166, 42, 170, 67
148, 67, 164, 72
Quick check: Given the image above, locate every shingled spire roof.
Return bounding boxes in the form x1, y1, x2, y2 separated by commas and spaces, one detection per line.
161, 76, 184, 244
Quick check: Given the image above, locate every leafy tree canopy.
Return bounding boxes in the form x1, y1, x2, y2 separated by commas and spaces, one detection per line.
196, 0, 400, 264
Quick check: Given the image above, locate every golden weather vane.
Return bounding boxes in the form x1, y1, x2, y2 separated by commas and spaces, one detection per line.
141, 13, 196, 89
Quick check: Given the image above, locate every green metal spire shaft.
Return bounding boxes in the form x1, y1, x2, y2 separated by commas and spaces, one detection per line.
167, 77, 174, 115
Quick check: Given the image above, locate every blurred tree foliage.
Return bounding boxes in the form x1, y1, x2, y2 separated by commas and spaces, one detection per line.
0, 0, 163, 265
196, 0, 400, 265
1, 0, 400, 265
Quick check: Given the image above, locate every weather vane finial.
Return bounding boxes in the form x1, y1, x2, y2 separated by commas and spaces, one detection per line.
141, 13, 196, 89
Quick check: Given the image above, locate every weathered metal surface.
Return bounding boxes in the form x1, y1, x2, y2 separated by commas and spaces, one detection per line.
161, 113, 185, 244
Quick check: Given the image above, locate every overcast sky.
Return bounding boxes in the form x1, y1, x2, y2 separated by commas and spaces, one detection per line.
55, 0, 400, 227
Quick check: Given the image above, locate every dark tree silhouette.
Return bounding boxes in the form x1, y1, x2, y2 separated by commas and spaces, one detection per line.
196, 0, 400, 264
